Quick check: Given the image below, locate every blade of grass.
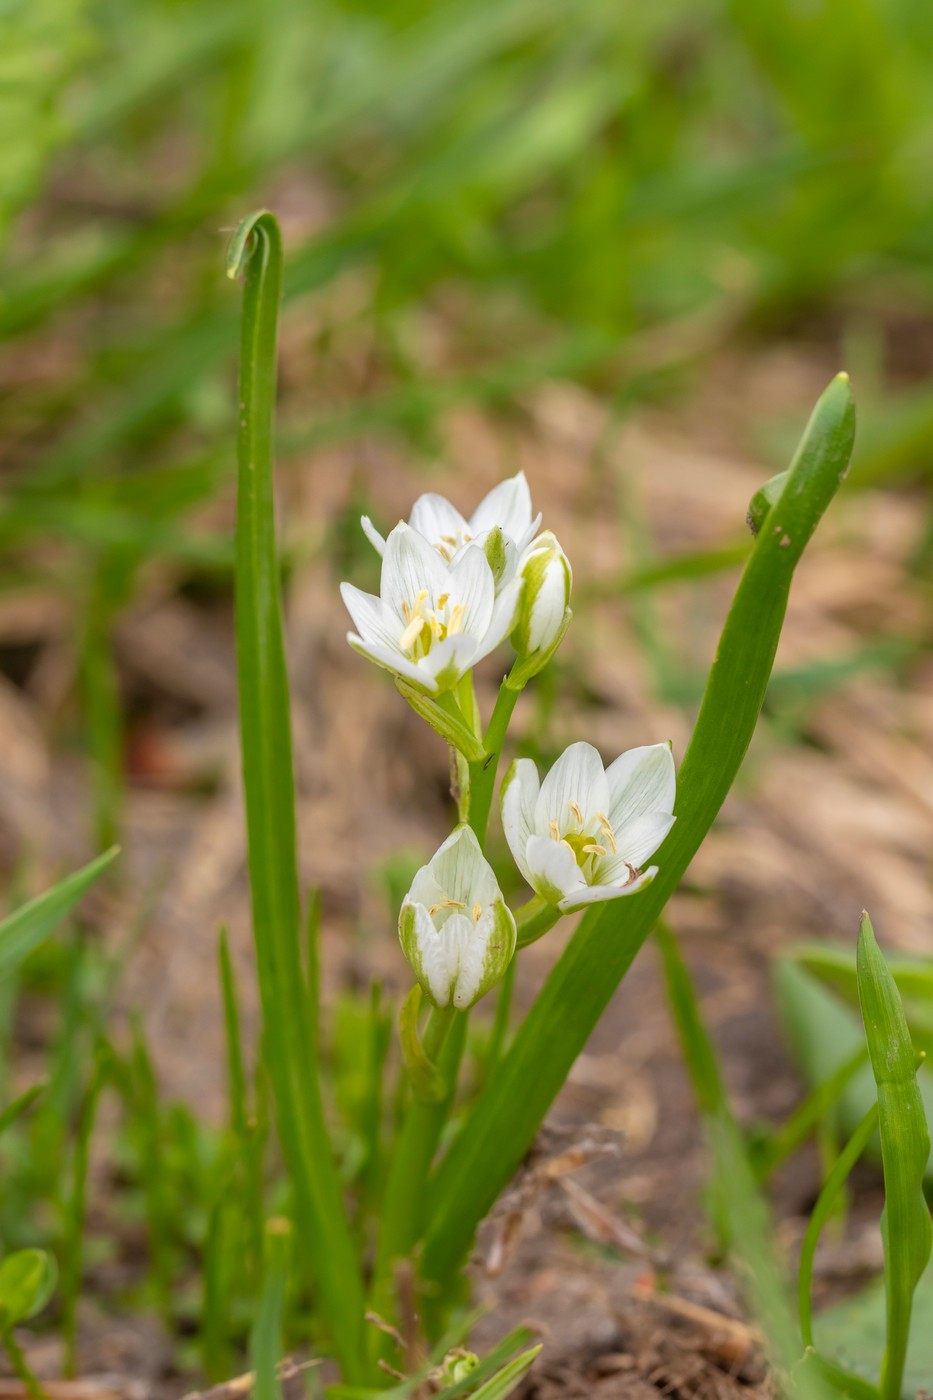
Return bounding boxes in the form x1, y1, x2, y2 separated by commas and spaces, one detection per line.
422, 372, 856, 1293
250, 1219, 291, 1400
228, 209, 366, 1379
798, 1102, 879, 1352
0, 848, 118, 983
61, 1049, 109, 1377
857, 914, 932, 1400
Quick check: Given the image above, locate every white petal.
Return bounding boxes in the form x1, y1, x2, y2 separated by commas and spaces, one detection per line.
347, 634, 437, 693
340, 582, 401, 649
381, 523, 449, 621
360, 515, 387, 556
470, 575, 523, 665
516, 512, 543, 554
535, 742, 609, 836
447, 542, 495, 638
446, 911, 487, 1010
410, 902, 454, 1007
409, 493, 469, 548
428, 824, 500, 910
603, 812, 675, 872
605, 744, 676, 833
558, 866, 657, 912
525, 834, 586, 904
500, 759, 540, 885
526, 556, 569, 653
469, 471, 532, 542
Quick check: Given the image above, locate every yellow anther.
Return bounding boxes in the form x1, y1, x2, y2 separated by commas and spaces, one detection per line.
549, 819, 561, 841
472, 902, 482, 923
399, 615, 425, 651
567, 799, 584, 824
428, 897, 466, 915
415, 589, 429, 605
582, 842, 607, 858
596, 813, 617, 853
437, 592, 449, 609
440, 534, 459, 546
447, 603, 465, 635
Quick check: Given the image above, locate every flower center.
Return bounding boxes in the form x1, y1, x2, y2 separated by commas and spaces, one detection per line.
548, 802, 618, 877
434, 530, 473, 563
399, 589, 466, 659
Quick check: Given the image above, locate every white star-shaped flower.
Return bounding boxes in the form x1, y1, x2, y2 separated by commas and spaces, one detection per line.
361, 471, 541, 586
501, 741, 675, 912
341, 522, 522, 695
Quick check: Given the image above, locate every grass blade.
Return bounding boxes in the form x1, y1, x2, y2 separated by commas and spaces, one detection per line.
0, 849, 118, 983
857, 913, 932, 1400
423, 373, 856, 1291
250, 1219, 291, 1400
228, 209, 366, 1378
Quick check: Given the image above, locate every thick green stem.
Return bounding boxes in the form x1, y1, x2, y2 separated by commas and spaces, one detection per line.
515, 902, 561, 948
228, 211, 367, 1381
467, 679, 520, 843
2, 1330, 47, 1400
369, 1005, 459, 1352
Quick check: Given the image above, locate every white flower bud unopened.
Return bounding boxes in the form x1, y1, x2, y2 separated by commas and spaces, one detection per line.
399, 826, 516, 1010
512, 532, 572, 659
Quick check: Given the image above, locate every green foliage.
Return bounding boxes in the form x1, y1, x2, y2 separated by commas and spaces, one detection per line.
0, 1250, 57, 1328
0, 849, 118, 984
857, 916, 932, 1400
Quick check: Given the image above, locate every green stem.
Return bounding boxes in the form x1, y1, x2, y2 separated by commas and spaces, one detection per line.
2, 1329, 47, 1400
798, 1103, 879, 1350
486, 955, 516, 1073
228, 210, 367, 1381
467, 679, 520, 843
515, 903, 561, 948
369, 1005, 459, 1349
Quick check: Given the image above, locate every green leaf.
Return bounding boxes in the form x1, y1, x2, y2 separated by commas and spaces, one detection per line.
229, 209, 367, 1381
0, 1250, 57, 1328
811, 1264, 933, 1397
422, 373, 856, 1291
746, 468, 790, 535
0, 847, 118, 983
857, 914, 932, 1400
249, 1219, 291, 1400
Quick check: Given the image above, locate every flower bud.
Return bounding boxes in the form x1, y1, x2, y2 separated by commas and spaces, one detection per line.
510, 531, 572, 669
399, 826, 516, 1010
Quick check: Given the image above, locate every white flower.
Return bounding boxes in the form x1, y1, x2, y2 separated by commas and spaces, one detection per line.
341, 523, 522, 695
512, 531, 572, 658
399, 825, 516, 1010
361, 471, 542, 581
501, 741, 675, 913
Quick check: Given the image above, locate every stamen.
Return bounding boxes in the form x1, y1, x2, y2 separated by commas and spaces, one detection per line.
549, 819, 561, 841
401, 599, 412, 623
596, 812, 617, 853
428, 897, 466, 915
447, 603, 466, 636
437, 592, 449, 609
582, 843, 607, 857
472, 902, 482, 923
415, 589, 429, 605
399, 616, 425, 651
567, 799, 584, 824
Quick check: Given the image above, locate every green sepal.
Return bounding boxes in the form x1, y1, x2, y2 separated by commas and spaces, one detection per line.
399, 985, 447, 1102
506, 607, 572, 689
396, 680, 486, 761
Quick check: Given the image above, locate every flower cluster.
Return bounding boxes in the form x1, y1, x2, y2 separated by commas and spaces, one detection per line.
340, 472, 676, 1011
